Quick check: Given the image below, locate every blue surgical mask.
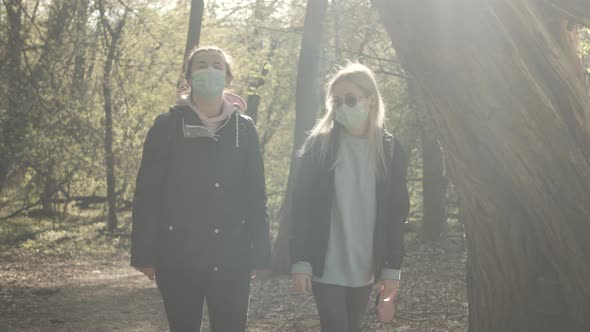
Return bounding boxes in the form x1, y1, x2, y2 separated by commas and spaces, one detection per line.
191, 67, 226, 100
334, 101, 369, 129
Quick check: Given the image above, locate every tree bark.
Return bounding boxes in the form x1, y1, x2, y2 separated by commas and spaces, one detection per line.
372, 1, 590, 331
331, 0, 343, 60
421, 130, 446, 242
544, 0, 590, 27
99, 2, 127, 232
245, 40, 278, 123
411, 79, 448, 242
1, 0, 24, 196
72, 0, 90, 99
0, 161, 8, 196
184, 0, 204, 59
41, 164, 56, 215
272, 0, 329, 274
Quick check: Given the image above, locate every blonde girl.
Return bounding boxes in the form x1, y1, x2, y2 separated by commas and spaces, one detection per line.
290, 63, 410, 332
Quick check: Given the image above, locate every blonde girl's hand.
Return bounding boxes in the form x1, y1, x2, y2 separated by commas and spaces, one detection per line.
292, 273, 312, 295
251, 269, 272, 281
379, 279, 400, 301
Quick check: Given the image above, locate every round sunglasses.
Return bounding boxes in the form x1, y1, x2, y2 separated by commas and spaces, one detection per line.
332, 95, 365, 109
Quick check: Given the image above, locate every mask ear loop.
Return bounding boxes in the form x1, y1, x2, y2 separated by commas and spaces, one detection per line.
235, 110, 239, 148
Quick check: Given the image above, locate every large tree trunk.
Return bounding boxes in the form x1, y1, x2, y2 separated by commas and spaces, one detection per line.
272, 0, 329, 274
372, 1, 590, 331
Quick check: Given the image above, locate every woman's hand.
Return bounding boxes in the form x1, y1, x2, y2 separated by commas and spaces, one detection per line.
251, 269, 272, 281
292, 273, 312, 295
379, 279, 400, 301
135, 267, 156, 281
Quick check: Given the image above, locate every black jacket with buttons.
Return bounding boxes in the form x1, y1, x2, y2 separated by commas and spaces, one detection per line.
131, 104, 271, 272
289, 128, 410, 278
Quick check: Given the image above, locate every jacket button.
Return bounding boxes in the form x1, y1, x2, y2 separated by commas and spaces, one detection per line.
214, 182, 220, 188
214, 228, 220, 234
169, 225, 174, 231
213, 266, 219, 272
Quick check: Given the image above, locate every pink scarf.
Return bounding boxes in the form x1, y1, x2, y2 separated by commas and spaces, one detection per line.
179, 98, 235, 134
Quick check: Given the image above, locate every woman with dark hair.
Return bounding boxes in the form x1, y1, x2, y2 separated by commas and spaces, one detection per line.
131, 46, 271, 332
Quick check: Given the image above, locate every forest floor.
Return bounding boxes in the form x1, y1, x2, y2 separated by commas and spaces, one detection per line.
0, 212, 468, 332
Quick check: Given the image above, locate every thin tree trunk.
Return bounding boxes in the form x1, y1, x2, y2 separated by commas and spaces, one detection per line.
184, 0, 204, 59
246, 0, 278, 123
41, 164, 56, 215
0, 161, 8, 196
373, 1, 590, 331
246, 40, 278, 123
331, 0, 343, 60
99, 2, 127, 232
72, 0, 89, 99
104, 73, 118, 232
272, 0, 329, 274
1, 0, 24, 196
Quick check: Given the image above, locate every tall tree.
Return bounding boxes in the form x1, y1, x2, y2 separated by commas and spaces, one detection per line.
245, 40, 278, 124
184, 0, 204, 58
245, 0, 277, 123
372, 1, 590, 331
33, 0, 76, 215
99, 0, 128, 232
272, 0, 329, 274
1, 0, 24, 196
72, 0, 90, 100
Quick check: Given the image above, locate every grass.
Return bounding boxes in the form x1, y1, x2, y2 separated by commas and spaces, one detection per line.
0, 208, 132, 259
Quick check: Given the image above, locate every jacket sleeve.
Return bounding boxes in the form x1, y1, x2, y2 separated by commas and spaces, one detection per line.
243, 119, 272, 269
384, 137, 410, 270
289, 145, 316, 265
130, 114, 170, 268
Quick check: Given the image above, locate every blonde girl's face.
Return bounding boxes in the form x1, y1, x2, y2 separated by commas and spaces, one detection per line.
331, 79, 374, 113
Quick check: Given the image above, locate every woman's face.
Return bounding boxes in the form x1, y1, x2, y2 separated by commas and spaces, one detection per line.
331, 79, 371, 111
190, 50, 231, 85
331, 79, 376, 134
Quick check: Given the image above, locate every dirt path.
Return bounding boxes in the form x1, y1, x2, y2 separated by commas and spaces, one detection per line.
1, 237, 468, 332
0, 253, 167, 331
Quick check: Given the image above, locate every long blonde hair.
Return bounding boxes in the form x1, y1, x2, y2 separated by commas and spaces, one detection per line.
299, 62, 388, 176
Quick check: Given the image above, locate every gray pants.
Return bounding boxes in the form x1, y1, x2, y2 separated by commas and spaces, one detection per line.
312, 281, 372, 332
